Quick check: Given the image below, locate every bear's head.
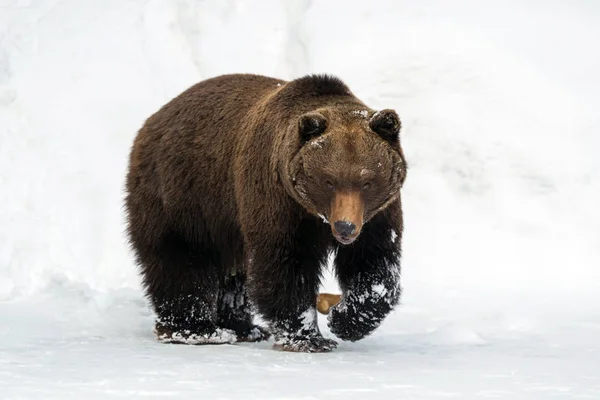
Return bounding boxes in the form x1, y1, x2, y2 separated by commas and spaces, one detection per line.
288, 107, 407, 245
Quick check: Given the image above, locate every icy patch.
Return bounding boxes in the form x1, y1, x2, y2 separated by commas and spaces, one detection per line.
155, 327, 237, 345
318, 213, 329, 224
390, 229, 398, 243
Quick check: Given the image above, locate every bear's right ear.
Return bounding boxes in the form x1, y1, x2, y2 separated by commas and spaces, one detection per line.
298, 112, 328, 142
369, 109, 401, 141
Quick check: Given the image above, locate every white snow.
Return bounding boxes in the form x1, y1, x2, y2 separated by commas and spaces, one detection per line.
2, 0, 600, 398
351, 109, 369, 118
156, 327, 237, 345
318, 213, 330, 224
371, 284, 387, 297
310, 136, 326, 148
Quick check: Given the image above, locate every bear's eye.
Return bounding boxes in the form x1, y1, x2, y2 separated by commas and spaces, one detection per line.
362, 182, 372, 190
326, 180, 334, 190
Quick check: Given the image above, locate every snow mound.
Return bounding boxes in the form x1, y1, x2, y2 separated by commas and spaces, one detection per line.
1, 0, 598, 300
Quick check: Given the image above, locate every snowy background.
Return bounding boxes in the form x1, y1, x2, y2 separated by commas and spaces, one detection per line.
1, 0, 599, 398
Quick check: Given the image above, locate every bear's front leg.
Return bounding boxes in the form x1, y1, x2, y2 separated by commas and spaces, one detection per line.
329, 208, 403, 342
270, 307, 337, 353
246, 221, 337, 353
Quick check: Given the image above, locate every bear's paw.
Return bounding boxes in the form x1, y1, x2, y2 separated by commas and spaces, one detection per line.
154, 324, 237, 345
273, 335, 338, 353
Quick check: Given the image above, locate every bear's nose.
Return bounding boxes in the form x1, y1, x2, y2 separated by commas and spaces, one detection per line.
334, 221, 356, 238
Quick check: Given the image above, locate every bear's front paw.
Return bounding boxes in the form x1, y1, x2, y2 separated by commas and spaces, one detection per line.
273, 335, 338, 353
327, 303, 382, 342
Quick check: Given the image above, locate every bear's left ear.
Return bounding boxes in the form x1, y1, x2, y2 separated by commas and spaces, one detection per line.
369, 109, 401, 140
298, 112, 328, 142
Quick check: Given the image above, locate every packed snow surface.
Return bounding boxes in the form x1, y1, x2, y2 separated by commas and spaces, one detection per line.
1, 0, 599, 398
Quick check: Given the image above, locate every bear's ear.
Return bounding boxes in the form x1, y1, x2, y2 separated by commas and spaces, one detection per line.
298, 112, 327, 142
369, 109, 401, 140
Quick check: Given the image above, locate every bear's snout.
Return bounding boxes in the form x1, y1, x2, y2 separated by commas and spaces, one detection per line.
330, 191, 364, 245
331, 220, 360, 244
333, 220, 358, 244
334, 221, 356, 237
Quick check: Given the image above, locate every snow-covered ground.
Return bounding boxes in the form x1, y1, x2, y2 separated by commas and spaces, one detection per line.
1, 0, 599, 398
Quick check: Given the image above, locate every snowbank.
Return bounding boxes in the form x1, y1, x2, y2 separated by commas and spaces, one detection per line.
1, 0, 598, 300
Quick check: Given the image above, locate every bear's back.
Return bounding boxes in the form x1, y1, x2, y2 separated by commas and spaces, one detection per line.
128, 74, 285, 245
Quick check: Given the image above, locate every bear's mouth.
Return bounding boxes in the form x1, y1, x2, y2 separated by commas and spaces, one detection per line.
334, 233, 357, 245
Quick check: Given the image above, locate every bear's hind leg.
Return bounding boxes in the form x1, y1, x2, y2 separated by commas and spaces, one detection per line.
217, 273, 270, 342
139, 232, 236, 345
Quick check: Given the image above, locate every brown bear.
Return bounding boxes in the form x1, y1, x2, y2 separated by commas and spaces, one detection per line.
124, 73, 407, 352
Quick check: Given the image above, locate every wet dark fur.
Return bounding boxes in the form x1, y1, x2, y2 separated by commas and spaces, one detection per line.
125, 73, 406, 351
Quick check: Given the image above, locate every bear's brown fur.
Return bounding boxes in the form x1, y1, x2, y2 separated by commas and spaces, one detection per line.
125, 73, 407, 352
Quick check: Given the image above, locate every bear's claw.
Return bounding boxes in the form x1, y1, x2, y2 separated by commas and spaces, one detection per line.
273, 335, 338, 353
